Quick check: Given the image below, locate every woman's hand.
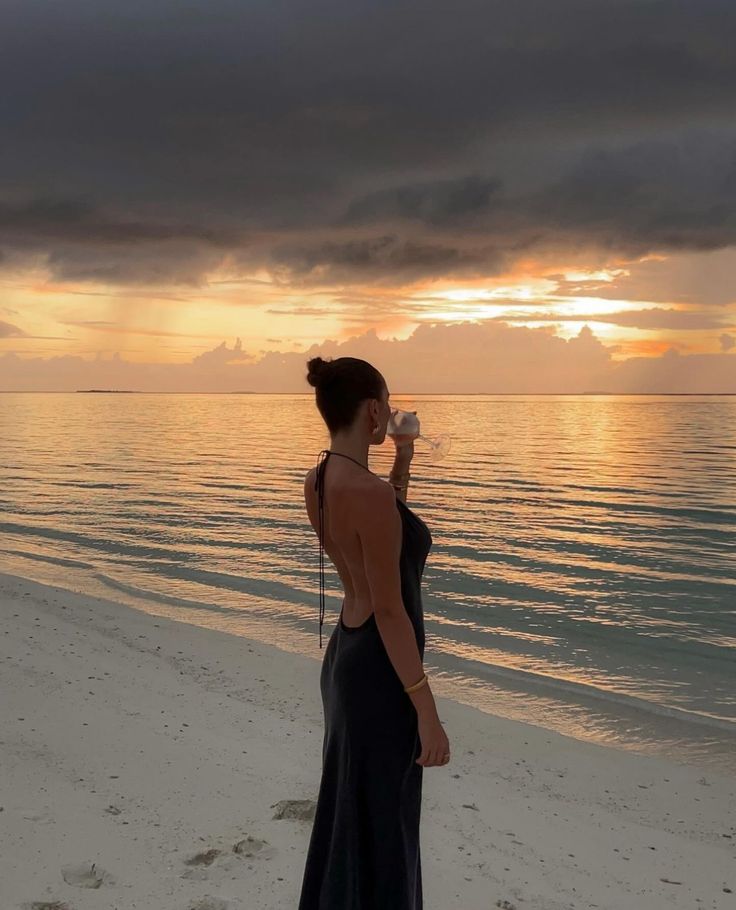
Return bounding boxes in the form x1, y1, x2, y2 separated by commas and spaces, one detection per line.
395, 437, 414, 460
391, 409, 417, 465
416, 710, 451, 768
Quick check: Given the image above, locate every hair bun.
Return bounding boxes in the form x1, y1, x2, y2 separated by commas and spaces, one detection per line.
306, 356, 331, 388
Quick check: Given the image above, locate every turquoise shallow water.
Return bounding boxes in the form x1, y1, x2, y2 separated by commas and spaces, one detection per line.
1, 392, 734, 773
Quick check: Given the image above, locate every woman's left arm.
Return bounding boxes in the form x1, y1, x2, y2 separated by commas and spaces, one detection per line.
389, 442, 414, 504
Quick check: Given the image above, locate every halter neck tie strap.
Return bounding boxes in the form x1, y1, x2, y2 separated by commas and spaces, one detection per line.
315, 449, 331, 648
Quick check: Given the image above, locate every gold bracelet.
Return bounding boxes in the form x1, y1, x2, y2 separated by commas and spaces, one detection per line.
404, 673, 428, 694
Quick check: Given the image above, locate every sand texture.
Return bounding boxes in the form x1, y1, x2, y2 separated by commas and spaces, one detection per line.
1, 572, 734, 909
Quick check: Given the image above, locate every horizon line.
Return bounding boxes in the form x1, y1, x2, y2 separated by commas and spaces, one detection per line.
1, 390, 736, 397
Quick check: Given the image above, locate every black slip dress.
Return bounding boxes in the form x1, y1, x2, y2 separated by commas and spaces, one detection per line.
298, 448, 433, 910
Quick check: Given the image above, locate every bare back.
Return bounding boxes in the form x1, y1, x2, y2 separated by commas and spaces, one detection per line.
304, 461, 395, 628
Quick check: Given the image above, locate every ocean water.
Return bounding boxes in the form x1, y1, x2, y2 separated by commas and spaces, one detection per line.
1, 391, 734, 773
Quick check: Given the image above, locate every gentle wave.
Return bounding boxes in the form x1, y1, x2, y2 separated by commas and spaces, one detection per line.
2, 391, 735, 770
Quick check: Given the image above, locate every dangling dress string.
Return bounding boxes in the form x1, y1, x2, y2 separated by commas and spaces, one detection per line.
314, 449, 331, 649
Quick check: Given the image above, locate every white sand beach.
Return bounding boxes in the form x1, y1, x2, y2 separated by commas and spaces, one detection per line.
1, 570, 734, 910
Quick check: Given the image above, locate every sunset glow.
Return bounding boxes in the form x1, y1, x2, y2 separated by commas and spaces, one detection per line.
2, 247, 735, 389
1, 2, 734, 392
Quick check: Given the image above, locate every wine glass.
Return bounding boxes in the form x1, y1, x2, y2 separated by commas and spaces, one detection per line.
387, 408, 452, 463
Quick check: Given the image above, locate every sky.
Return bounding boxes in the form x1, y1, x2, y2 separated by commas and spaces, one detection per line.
1, 0, 736, 392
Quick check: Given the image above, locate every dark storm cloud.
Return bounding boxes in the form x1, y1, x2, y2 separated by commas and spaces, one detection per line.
343, 177, 503, 227
268, 234, 507, 284
43, 242, 231, 286
524, 137, 736, 256
0, 198, 235, 245
1, 0, 736, 283
0, 196, 240, 284
341, 134, 736, 248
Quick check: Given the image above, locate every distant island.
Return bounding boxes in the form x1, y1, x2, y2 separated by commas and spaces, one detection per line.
75, 389, 141, 393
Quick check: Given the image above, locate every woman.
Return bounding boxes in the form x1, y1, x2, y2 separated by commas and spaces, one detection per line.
298, 355, 450, 910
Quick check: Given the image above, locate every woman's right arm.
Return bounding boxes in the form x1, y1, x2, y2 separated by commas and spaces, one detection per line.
356, 482, 450, 766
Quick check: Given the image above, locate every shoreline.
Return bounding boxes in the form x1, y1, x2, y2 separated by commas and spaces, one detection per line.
1, 570, 734, 909
4, 554, 734, 776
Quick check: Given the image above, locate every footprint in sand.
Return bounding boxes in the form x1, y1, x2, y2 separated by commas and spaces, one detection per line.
184, 848, 222, 867
60, 862, 114, 888
188, 897, 232, 910
271, 798, 316, 821
233, 835, 276, 859
182, 848, 227, 881
182, 835, 276, 880
22, 903, 73, 910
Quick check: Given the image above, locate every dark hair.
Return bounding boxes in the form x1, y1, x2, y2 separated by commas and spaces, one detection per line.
306, 356, 385, 434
